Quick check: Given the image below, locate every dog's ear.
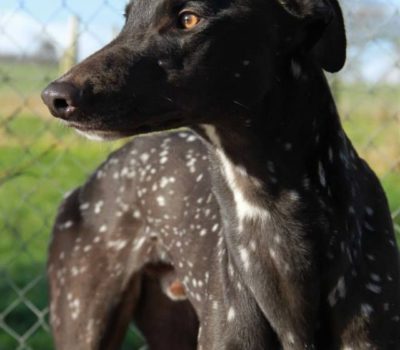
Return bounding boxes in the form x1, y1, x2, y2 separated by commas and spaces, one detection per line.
279, 0, 347, 73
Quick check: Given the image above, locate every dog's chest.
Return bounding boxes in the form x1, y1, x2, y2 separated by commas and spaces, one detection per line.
215, 148, 271, 233
200, 126, 314, 278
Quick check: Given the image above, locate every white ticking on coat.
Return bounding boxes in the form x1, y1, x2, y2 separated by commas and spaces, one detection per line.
227, 307, 236, 322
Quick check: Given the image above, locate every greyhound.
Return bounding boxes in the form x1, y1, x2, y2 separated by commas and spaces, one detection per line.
42, 0, 400, 348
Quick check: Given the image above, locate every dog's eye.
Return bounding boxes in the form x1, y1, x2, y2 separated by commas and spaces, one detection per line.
179, 12, 200, 30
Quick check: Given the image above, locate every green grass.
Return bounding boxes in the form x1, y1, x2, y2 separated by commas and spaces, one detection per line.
0, 116, 122, 264
0, 62, 399, 349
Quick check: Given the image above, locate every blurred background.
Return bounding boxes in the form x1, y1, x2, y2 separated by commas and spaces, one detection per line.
0, 0, 399, 349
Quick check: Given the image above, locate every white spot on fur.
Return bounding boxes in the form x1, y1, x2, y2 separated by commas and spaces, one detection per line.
318, 162, 327, 187
284, 143, 292, 151
303, 177, 310, 189
157, 196, 166, 207
361, 303, 374, 317
337, 276, 346, 298
291, 60, 301, 78
212, 301, 218, 310
59, 220, 74, 230
70, 298, 81, 320
140, 153, 150, 163
287, 332, 295, 345
239, 246, 250, 271
366, 283, 382, 294
328, 276, 346, 306
83, 245, 92, 253
107, 239, 128, 251
328, 148, 334, 163
289, 191, 299, 201
370, 274, 381, 282
269, 248, 277, 260
365, 207, 374, 216
133, 237, 146, 251
80, 202, 90, 210
94, 201, 104, 214
227, 307, 236, 322
196, 173, 204, 182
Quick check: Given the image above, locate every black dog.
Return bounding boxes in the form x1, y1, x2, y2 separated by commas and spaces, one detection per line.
43, 0, 400, 348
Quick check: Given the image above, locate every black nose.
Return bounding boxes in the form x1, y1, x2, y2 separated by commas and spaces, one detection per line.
41, 82, 81, 120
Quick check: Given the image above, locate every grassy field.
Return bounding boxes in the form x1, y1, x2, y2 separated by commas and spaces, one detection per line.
0, 61, 399, 349
0, 62, 143, 349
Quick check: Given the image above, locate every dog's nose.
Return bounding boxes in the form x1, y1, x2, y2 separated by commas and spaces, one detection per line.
41, 82, 81, 120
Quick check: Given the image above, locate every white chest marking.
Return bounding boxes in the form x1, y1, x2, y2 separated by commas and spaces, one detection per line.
202, 125, 270, 232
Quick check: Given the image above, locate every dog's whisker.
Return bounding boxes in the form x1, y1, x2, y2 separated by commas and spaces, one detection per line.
232, 100, 252, 112
161, 95, 174, 104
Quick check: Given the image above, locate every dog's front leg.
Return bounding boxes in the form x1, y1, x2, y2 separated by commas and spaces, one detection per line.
48, 188, 199, 350
188, 249, 280, 350
201, 131, 321, 349
229, 220, 320, 350
47, 188, 144, 350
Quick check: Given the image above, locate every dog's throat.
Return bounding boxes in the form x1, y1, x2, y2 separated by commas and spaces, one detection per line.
200, 124, 271, 236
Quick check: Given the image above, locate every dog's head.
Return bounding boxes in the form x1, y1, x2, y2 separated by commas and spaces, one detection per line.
42, 0, 346, 140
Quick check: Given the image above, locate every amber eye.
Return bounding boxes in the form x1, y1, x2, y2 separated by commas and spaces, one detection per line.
179, 12, 200, 29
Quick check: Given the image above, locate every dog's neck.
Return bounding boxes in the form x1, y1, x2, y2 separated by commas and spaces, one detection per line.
194, 59, 354, 232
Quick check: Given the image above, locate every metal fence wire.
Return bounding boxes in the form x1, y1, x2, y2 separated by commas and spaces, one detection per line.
0, 0, 399, 349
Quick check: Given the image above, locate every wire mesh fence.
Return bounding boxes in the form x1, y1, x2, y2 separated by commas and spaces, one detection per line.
0, 0, 399, 349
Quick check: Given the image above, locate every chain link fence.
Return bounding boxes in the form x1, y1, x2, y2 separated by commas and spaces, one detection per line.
0, 1, 399, 349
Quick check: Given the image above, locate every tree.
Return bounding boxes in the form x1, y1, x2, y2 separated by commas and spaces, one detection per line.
34, 38, 58, 63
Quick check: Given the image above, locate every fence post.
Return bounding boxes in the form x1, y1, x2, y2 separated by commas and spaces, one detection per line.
59, 15, 80, 74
